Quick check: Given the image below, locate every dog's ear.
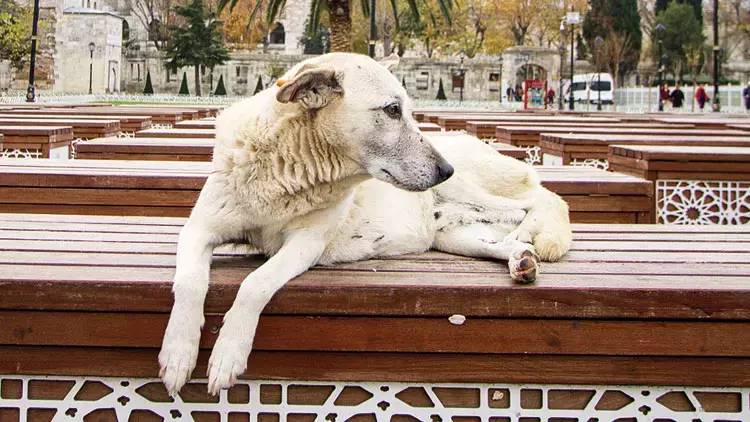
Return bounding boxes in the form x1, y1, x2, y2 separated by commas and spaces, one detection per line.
380, 53, 400, 71
276, 66, 343, 109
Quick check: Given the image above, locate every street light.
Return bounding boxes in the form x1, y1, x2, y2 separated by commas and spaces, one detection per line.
655, 23, 666, 112
558, 20, 565, 110
88, 42, 95, 95
25, 0, 41, 102
565, 10, 581, 111
368, 0, 376, 57
594, 36, 604, 111
712, 0, 720, 112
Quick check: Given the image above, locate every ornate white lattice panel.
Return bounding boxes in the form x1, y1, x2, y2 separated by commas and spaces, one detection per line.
0, 148, 42, 159
116, 132, 135, 139
570, 158, 610, 170
1, 376, 749, 421
151, 123, 174, 130
523, 146, 541, 165
69, 138, 87, 159
657, 179, 750, 225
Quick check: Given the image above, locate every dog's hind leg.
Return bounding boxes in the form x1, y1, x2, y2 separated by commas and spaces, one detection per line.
433, 224, 538, 283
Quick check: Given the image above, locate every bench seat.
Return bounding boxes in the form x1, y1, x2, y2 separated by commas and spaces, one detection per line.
609, 144, 750, 224
0, 213, 748, 420
0, 118, 120, 139
0, 113, 152, 132
0, 159, 652, 223
0, 126, 74, 159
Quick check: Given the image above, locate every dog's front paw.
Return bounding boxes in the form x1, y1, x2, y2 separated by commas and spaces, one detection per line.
504, 228, 533, 244
508, 248, 539, 284
206, 334, 252, 395
158, 308, 203, 396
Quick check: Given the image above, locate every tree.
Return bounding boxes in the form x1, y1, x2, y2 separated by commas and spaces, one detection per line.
0, 1, 34, 69
143, 70, 154, 94
218, 0, 453, 52
165, 0, 230, 96
654, 1, 705, 81
214, 74, 227, 95
655, 0, 702, 25
435, 78, 446, 100
178, 72, 190, 95
582, 0, 642, 78
126, 0, 173, 50
253, 75, 264, 94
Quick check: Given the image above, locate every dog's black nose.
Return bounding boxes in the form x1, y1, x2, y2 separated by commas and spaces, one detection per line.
436, 160, 454, 183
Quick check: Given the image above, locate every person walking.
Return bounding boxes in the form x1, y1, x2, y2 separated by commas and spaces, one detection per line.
695, 84, 710, 111
743, 81, 750, 112
545, 87, 556, 109
669, 84, 685, 108
659, 84, 670, 109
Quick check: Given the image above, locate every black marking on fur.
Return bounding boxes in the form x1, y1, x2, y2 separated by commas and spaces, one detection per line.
434, 211, 442, 219
479, 238, 498, 245
351, 234, 363, 239
374, 235, 385, 242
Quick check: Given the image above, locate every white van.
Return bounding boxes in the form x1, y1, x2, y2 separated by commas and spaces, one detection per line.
570, 73, 614, 104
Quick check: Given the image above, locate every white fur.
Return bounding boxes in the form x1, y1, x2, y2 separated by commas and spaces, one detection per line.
159, 53, 572, 395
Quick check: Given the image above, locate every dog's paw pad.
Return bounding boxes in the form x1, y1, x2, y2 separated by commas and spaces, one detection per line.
509, 250, 538, 284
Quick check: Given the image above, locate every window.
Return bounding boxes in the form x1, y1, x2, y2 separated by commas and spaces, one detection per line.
590, 81, 611, 91
236, 66, 240, 78
416, 71, 429, 90
269, 23, 285, 45
489, 72, 500, 92
571, 82, 587, 91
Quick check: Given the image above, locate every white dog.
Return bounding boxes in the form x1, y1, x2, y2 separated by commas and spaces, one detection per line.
159, 53, 572, 395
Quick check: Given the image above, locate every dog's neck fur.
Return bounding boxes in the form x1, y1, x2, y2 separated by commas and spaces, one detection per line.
213, 96, 369, 223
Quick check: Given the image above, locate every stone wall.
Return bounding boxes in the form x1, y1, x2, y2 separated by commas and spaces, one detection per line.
122, 52, 512, 102
55, 8, 124, 93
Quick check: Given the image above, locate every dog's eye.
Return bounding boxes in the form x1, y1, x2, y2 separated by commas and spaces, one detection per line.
383, 103, 401, 119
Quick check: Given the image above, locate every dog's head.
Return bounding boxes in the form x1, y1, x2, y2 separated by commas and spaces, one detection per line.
275, 53, 453, 191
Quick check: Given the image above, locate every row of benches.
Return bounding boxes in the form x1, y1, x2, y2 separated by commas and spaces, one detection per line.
1, 104, 749, 420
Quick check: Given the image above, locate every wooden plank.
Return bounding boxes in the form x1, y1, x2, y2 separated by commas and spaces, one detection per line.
2, 311, 749, 356
3, 347, 749, 386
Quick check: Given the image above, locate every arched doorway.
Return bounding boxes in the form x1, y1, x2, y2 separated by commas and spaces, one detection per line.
269, 23, 285, 45
515, 64, 547, 86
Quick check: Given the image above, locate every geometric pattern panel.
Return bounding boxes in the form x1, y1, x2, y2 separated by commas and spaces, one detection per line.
0, 148, 42, 159
523, 146, 542, 165
657, 179, 750, 225
570, 157, 610, 170
1, 376, 749, 421
150, 123, 174, 130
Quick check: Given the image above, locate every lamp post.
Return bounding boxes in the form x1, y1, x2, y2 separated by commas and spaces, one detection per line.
711, 0, 720, 112
655, 23, 666, 112
558, 20, 565, 110
25, 0, 41, 102
565, 11, 580, 111
88, 42, 96, 95
594, 36, 604, 111
458, 51, 466, 103
368, 0, 376, 58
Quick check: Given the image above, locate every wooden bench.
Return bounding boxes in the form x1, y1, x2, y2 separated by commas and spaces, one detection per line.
7, 108, 184, 126
729, 124, 750, 131
654, 117, 750, 129
0, 113, 152, 133
465, 121, 695, 140
118, 104, 223, 118
76, 138, 215, 161
539, 133, 750, 170
0, 213, 748, 420
434, 115, 621, 131
0, 118, 120, 139
0, 159, 652, 223
608, 144, 750, 224
0, 126, 74, 159
174, 119, 216, 130
135, 128, 215, 139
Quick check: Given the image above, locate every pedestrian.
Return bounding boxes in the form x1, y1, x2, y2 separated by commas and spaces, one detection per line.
743, 81, 750, 112
669, 83, 685, 108
659, 84, 670, 109
695, 84, 709, 111
515, 84, 523, 101
545, 87, 556, 108
506, 86, 513, 102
